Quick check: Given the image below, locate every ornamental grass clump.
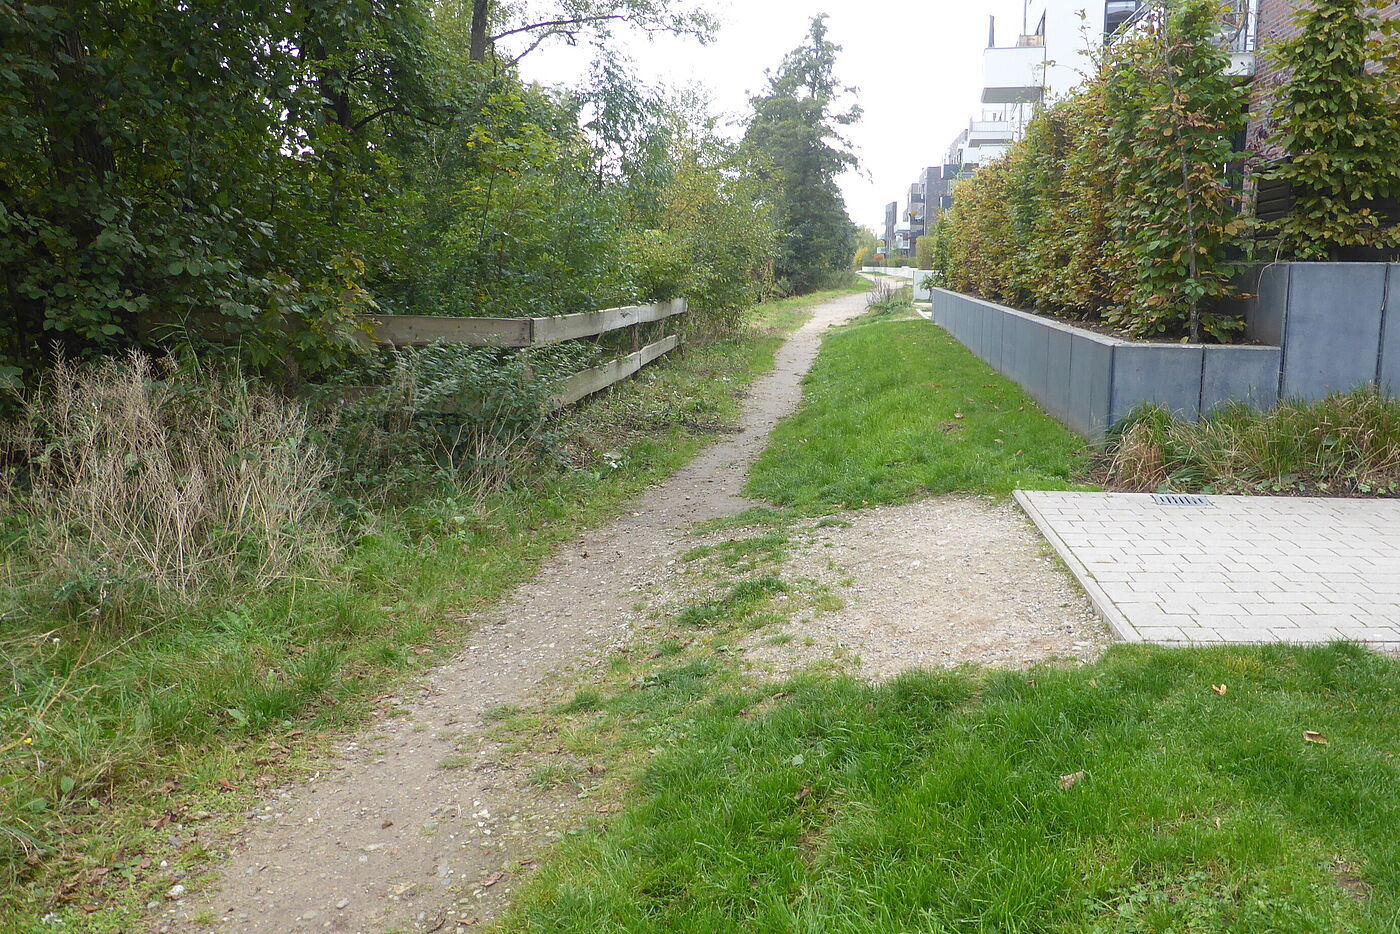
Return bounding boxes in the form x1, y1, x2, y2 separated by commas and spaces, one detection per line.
1098, 389, 1400, 495
0, 353, 339, 624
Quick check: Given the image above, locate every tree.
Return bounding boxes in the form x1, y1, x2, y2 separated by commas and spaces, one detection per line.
742, 15, 861, 293
1103, 0, 1248, 341
466, 0, 715, 64
853, 227, 878, 268
1259, 0, 1400, 259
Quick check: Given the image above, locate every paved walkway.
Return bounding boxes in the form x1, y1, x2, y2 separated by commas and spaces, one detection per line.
1015, 491, 1400, 646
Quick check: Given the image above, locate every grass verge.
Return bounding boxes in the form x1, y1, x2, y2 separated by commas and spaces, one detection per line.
503, 641, 1400, 933
0, 280, 866, 930
745, 306, 1088, 511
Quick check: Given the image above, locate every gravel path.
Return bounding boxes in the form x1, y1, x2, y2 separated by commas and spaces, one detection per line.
163, 293, 1106, 934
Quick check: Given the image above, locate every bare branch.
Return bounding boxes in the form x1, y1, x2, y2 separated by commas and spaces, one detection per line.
489, 14, 629, 43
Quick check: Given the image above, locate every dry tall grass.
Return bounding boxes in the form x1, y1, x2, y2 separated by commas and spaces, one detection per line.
1, 353, 338, 616
1097, 390, 1400, 495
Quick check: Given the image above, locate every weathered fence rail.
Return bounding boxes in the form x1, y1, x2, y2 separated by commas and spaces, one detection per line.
360, 300, 686, 349
357, 299, 687, 410
139, 298, 688, 411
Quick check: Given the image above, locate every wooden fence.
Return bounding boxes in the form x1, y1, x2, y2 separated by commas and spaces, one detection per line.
139, 299, 687, 411
358, 299, 687, 411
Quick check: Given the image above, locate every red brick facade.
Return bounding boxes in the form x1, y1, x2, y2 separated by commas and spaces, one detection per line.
1248, 0, 1400, 160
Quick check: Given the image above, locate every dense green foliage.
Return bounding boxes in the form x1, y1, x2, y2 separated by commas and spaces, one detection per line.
509, 643, 1400, 932
1098, 389, 1400, 496
743, 16, 861, 294
0, 0, 777, 382
1103, 0, 1248, 341
746, 307, 1085, 508
851, 227, 878, 269
1258, 0, 1400, 259
936, 0, 1249, 342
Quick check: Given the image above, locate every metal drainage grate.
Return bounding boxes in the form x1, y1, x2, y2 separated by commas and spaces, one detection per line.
1151, 493, 1212, 507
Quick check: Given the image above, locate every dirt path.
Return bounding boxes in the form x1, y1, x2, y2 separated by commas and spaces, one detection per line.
165, 293, 1108, 934
165, 293, 869, 934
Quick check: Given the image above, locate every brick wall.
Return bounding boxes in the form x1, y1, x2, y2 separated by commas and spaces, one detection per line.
1249, 0, 1400, 160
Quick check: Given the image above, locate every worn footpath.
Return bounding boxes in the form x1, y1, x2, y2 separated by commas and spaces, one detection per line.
166, 292, 1105, 934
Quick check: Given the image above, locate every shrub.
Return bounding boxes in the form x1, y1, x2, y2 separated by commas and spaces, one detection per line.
320, 341, 593, 498
1257, 0, 1400, 259
0, 353, 338, 621
936, 0, 1250, 342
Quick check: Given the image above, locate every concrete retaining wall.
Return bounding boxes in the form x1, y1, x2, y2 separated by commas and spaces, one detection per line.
930, 288, 1282, 439
1241, 262, 1400, 402
933, 262, 1400, 438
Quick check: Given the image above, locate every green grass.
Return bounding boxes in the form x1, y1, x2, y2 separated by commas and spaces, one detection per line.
0, 282, 865, 930
505, 643, 1400, 933
746, 310, 1088, 511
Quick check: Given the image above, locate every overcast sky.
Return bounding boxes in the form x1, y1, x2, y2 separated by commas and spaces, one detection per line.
515, 0, 1026, 235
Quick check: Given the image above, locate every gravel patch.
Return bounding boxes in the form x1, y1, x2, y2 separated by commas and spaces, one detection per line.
743, 496, 1110, 680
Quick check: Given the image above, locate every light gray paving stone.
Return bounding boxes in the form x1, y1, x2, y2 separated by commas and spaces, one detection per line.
1014, 491, 1400, 648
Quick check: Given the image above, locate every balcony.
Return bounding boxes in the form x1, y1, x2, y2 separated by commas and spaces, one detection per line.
981, 45, 1045, 104
968, 118, 1017, 145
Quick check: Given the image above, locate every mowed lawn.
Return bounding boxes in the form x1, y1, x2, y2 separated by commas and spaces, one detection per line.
746, 312, 1088, 509
508, 644, 1400, 933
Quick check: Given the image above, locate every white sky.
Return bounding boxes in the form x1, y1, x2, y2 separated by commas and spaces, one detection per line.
515, 0, 1026, 235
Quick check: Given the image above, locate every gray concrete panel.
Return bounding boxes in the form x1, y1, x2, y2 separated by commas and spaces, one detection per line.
1379, 265, 1400, 394
1280, 263, 1386, 401
1201, 346, 1281, 414
979, 300, 995, 361
1015, 316, 1051, 408
1044, 328, 1073, 421
985, 303, 1006, 373
1245, 263, 1288, 346
1068, 334, 1113, 438
1006, 313, 1033, 385
968, 300, 986, 359
1110, 344, 1204, 423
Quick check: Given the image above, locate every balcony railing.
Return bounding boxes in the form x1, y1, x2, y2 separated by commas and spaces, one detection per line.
1112, 0, 1255, 53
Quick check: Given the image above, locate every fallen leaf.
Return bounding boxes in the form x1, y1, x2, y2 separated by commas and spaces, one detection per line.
1058, 770, 1087, 790
1304, 731, 1329, 745
380, 820, 394, 829
1089, 679, 1099, 689
794, 786, 813, 803
1211, 683, 1228, 696
953, 412, 964, 419
479, 871, 504, 888
217, 778, 237, 792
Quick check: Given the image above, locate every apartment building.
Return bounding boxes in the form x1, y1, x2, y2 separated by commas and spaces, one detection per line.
882, 201, 898, 257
